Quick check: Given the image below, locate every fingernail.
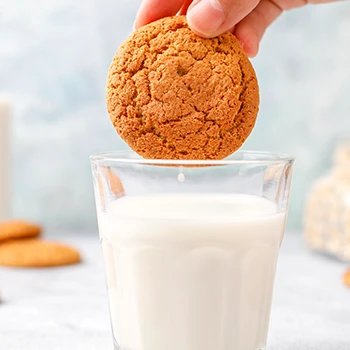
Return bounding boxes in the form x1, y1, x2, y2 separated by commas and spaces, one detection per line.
243, 40, 259, 58
187, 0, 226, 37
238, 39, 245, 49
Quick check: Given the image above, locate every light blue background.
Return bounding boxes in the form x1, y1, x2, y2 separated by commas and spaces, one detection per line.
1, 0, 350, 232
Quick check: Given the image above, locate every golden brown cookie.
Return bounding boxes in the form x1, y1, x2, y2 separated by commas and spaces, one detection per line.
107, 15, 259, 160
344, 269, 350, 287
0, 221, 41, 242
0, 238, 81, 267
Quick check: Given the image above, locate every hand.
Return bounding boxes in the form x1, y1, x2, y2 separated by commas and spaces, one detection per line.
135, 0, 338, 57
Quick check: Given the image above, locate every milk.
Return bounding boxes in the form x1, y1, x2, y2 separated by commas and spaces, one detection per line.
0, 97, 11, 220
98, 194, 286, 350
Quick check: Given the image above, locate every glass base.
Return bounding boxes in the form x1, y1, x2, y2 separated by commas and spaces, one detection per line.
113, 342, 265, 350
113, 343, 127, 350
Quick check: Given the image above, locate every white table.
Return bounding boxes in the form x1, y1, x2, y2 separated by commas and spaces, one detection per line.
0, 233, 349, 350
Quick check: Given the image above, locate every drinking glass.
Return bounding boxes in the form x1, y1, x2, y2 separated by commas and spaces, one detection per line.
91, 151, 294, 350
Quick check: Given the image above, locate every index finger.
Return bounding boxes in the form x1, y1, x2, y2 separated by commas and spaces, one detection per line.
135, 0, 186, 29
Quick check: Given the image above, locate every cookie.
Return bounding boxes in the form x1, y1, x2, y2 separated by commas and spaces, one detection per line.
0, 220, 41, 242
107, 15, 259, 160
0, 238, 81, 267
344, 269, 350, 287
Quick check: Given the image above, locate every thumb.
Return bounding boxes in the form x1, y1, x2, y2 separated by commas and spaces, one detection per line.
187, 0, 259, 38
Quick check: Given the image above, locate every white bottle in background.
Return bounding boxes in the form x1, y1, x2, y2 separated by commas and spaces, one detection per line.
0, 96, 11, 220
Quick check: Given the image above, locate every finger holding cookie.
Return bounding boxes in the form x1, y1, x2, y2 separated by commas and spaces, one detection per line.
135, 0, 341, 57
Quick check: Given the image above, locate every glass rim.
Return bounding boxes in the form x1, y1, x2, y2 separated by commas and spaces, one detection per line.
90, 150, 295, 166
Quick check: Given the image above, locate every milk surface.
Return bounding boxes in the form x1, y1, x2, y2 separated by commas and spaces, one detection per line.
98, 194, 286, 350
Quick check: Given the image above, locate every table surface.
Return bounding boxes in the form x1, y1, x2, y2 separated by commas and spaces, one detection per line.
0, 233, 349, 350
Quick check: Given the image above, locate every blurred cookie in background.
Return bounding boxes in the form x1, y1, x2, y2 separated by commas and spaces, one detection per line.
0, 238, 81, 268
0, 220, 41, 242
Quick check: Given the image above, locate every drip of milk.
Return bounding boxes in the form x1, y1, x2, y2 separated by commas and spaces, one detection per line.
98, 194, 286, 350
0, 97, 11, 220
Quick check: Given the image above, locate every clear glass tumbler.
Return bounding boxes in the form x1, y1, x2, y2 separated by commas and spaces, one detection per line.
91, 151, 294, 350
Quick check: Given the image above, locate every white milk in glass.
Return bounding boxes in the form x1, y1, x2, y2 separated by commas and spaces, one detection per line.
98, 194, 286, 350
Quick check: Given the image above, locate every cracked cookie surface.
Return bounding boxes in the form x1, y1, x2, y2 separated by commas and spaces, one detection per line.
107, 16, 259, 160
